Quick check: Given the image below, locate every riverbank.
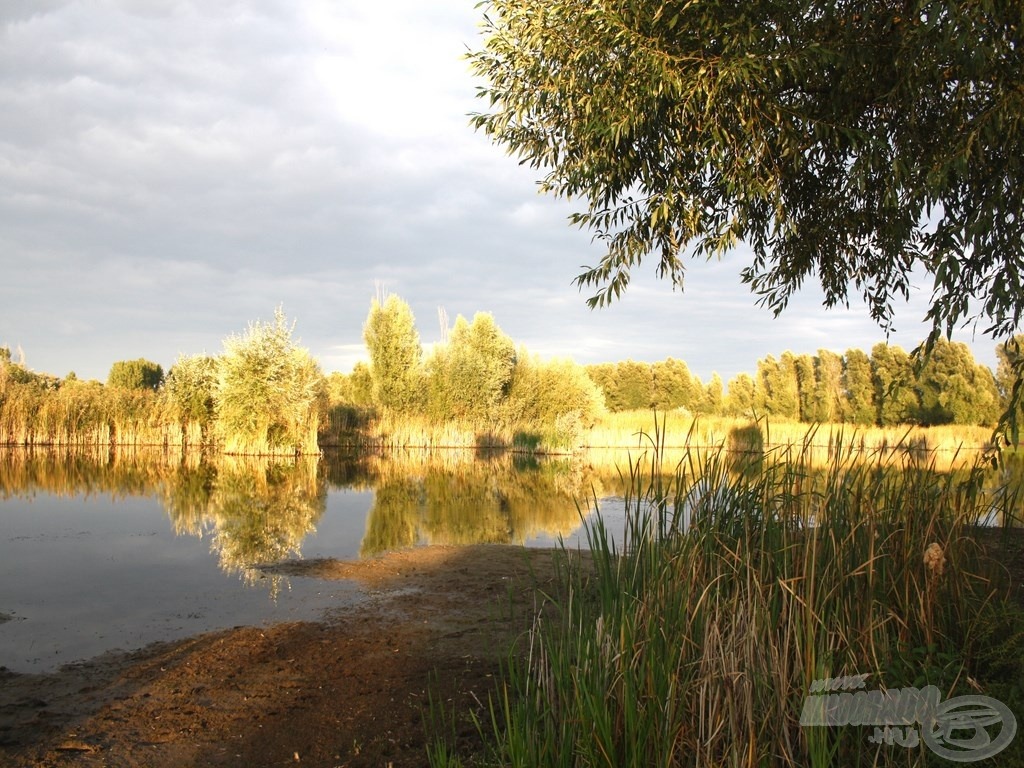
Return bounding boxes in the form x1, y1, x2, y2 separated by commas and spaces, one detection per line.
0, 545, 579, 768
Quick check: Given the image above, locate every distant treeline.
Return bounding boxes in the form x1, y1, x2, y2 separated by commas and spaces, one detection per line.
587, 339, 1021, 428
2, 300, 1022, 453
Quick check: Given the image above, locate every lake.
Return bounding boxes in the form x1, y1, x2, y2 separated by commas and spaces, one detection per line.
0, 448, 627, 673
2, 444, 1021, 674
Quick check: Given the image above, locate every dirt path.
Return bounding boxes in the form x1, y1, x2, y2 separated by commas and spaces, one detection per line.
0, 545, 578, 768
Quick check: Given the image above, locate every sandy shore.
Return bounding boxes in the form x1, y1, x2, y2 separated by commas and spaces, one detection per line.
0, 544, 578, 768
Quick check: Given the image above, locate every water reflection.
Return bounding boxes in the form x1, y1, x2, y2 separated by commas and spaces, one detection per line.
358, 451, 594, 555
0, 445, 1021, 596
0, 448, 606, 590
161, 456, 326, 595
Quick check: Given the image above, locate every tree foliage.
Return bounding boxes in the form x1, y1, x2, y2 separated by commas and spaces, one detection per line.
842, 348, 876, 425
107, 358, 164, 391
364, 295, 423, 414
215, 308, 324, 455
470, 0, 1024, 399
915, 338, 1001, 425
165, 354, 218, 432
996, 336, 1024, 438
428, 313, 517, 422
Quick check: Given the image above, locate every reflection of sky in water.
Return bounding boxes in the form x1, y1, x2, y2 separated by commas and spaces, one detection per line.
523, 497, 617, 550
0, 491, 364, 674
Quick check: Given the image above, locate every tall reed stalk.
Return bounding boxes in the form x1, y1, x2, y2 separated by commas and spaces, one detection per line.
460, 422, 1024, 767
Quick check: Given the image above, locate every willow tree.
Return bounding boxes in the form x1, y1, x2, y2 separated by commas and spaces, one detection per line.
363, 295, 423, 415
215, 308, 325, 455
165, 354, 218, 444
470, 1, 1024, 432
996, 336, 1024, 427
427, 312, 517, 422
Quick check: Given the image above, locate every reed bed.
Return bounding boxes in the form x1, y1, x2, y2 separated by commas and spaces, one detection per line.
585, 411, 996, 469
331, 412, 585, 455
0, 379, 207, 449
439, 425, 1024, 767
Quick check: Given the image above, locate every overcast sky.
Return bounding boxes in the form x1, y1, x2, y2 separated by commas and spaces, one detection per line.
0, 2, 999, 386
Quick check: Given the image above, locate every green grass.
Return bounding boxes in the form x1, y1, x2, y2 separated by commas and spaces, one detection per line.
430, 422, 1024, 767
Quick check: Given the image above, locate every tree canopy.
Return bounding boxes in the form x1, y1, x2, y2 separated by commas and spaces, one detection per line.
107, 358, 164, 391
470, 1, 1023, 377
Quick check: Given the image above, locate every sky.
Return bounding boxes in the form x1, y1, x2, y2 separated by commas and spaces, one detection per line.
0, 1, 1000, 387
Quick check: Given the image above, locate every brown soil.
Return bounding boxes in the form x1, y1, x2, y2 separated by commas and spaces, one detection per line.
0, 545, 579, 768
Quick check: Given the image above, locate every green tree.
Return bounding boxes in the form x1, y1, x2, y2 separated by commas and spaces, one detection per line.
107, 358, 164, 391
842, 349, 875, 425
870, 343, 919, 426
652, 357, 697, 411
363, 295, 423, 414
504, 353, 604, 447
470, 2, 1024, 407
428, 312, 517, 422
349, 362, 374, 407
724, 373, 756, 418
696, 372, 724, 416
165, 354, 217, 434
613, 360, 654, 410
215, 308, 325, 455
756, 354, 799, 420
811, 350, 845, 423
996, 336, 1024, 439
915, 339, 1000, 426
584, 363, 618, 410
794, 354, 817, 423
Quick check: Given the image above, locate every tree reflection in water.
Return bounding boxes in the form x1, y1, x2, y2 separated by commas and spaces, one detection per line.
2, 445, 1019, 598
163, 455, 325, 597
359, 451, 596, 556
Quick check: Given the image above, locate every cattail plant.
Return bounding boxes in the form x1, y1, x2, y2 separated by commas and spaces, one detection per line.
461, 423, 1024, 767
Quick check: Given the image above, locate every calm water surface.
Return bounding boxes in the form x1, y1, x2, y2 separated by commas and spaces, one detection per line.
3, 445, 1020, 673
0, 449, 621, 673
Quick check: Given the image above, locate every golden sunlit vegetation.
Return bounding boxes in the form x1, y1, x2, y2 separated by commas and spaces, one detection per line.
2, 307, 1021, 454
431, 436, 1024, 766
0, 309, 324, 455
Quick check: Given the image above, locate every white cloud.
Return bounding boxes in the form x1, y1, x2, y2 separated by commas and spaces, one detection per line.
0, 1, 1003, 384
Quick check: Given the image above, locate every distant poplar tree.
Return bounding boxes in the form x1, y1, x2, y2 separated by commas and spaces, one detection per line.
996, 336, 1024, 439
107, 358, 164, 391
842, 349, 875, 425
697, 373, 724, 415
756, 354, 799, 420
794, 354, 817, 423
584, 363, 618, 410
363, 295, 423, 414
724, 373, 756, 418
613, 360, 655, 410
652, 358, 697, 411
915, 339, 1001, 426
870, 343, 919, 426
812, 350, 846, 423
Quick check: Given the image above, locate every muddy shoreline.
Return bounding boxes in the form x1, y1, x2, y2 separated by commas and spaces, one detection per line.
0, 545, 575, 768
